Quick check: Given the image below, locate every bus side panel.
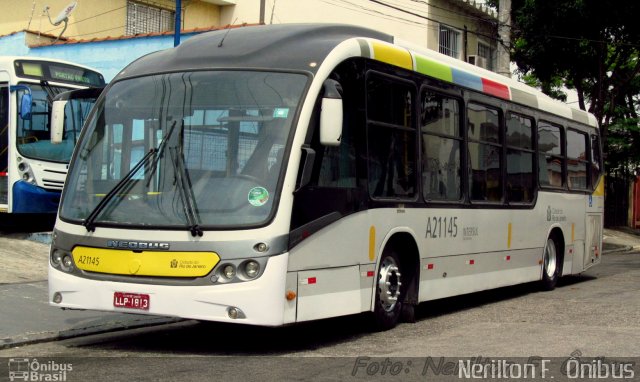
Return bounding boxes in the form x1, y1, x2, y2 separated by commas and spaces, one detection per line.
296, 266, 363, 322
418, 249, 541, 301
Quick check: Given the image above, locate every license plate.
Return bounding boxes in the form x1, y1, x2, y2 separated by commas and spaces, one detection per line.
113, 292, 150, 311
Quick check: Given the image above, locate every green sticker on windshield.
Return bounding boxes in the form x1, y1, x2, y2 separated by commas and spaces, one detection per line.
248, 186, 269, 207
273, 108, 289, 118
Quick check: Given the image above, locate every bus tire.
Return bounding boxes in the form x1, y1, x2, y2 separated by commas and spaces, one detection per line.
541, 235, 560, 291
372, 249, 403, 331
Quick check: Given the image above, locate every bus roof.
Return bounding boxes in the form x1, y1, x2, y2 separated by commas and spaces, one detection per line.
0, 55, 101, 74
114, 23, 597, 128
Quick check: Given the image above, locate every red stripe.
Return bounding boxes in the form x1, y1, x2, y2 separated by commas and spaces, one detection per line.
0, 172, 7, 177
482, 78, 510, 99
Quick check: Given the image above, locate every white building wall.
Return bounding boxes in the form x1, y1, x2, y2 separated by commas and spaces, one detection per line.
220, 0, 434, 47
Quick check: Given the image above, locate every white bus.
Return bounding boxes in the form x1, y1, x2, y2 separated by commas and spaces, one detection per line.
49, 24, 603, 330
0, 56, 105, 215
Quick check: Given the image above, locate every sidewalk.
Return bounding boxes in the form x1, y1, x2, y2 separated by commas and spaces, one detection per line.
603, 227, 640, 254
0, 233, 179, 350
0, 228, 638, 351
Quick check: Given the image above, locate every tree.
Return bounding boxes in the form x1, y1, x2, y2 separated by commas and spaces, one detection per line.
509, 0, 640, 173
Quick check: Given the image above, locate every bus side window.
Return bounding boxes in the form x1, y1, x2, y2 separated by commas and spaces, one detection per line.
420, 90, 462, 202
505, 112, 534, 203
366, 73, 416, 199
590, 133, 602, 189
538, 121, 564, 188
567, 129, 589, 190
467, 103, 502, 202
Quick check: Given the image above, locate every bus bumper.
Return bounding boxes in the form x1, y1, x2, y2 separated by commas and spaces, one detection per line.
48, 253, 289, 326
12, 181, 60, 214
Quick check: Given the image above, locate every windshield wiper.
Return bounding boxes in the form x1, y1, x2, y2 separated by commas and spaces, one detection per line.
169, 146, 203, 237
146, 120, 178, 188
83, 148, 157, 232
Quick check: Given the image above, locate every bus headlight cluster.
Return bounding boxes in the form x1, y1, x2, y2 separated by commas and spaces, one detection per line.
214, 259, 263, 283
51, 248, 74, 272
16, 157, 36, 184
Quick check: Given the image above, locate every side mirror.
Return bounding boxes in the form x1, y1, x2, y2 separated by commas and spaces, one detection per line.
319, 79, 343, 146
20, 93, 32, 120
51, 100, 68, 144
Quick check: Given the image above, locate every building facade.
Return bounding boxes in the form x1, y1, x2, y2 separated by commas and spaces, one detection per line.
0, 0, 500, 81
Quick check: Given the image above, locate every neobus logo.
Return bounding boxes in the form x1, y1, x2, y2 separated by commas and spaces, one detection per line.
106, 240, 170, 250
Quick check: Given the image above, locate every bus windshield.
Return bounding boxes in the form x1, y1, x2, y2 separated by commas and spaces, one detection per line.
60, 71, 307, 229
16, 83, 72, 162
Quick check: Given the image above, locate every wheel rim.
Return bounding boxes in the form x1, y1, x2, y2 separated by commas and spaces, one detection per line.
378, 256, 402, 312
544, 238, 557, 278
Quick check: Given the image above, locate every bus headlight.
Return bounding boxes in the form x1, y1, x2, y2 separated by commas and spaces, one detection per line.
51, 250, 64, 266
51, 249, 74, 273
61, 255, 74, 272
243, 260, 260, 279
17, 158, 36, 184
222, 264, 236, 280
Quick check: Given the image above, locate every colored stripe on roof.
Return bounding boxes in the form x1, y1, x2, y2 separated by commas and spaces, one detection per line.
414, 54, 452, 82
452, 68, 483, 92
481, 78, 510, 99
510, 87, 538, 109
371, 41, 412, 71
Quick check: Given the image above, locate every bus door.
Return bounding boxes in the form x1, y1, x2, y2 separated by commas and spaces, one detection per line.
0, 83, 8, 210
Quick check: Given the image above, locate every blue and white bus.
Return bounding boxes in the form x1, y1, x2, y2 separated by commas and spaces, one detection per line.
0, 56, 105, 215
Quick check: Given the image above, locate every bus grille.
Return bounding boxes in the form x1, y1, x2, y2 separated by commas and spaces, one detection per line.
42, 169, 67, 191
43, 178, 65, 191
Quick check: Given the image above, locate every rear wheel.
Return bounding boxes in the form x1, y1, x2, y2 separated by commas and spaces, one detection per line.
541, 236, 560, 290
372, 250, 403, 330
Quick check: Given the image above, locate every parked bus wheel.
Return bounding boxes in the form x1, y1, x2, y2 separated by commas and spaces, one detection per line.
541, 236, 560, 291
372, 249, 403, 330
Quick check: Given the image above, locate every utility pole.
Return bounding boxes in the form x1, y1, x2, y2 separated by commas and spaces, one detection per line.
260, 0, 266, 24
497, 0, 511, 77
174, 0, 182, 47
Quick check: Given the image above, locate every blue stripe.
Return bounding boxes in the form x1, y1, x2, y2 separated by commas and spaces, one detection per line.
451, 69, 483, 92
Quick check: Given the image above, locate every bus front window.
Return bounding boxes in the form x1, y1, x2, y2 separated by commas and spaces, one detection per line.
16, 84, 71, 162
60, 71, 307, 229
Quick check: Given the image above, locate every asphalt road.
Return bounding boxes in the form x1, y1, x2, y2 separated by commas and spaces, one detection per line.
1, 245, 638, 381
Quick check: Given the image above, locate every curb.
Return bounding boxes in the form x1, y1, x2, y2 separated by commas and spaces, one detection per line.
0, 317, 182, 350
602, 245, 633, 255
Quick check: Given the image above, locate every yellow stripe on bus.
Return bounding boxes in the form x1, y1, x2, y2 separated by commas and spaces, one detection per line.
507, 222, 512, 249
369, 225, 376, 261
72, 246, 219, 277
371, 41, 413, 71
593, 175, 605, 197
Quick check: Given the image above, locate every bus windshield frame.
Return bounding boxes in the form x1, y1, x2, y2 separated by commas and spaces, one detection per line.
59, 70, 309, 230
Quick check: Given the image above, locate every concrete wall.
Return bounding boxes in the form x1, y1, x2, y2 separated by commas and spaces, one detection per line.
221, 0, 434, 47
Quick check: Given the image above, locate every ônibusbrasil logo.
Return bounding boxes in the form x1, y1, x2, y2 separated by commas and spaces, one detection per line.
8, 358, 72, 381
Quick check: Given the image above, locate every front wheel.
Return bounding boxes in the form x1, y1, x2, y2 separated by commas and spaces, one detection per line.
540, 237, 560, 290
372, 250, 403, 331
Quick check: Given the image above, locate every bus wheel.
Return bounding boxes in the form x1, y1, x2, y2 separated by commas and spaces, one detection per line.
541, 236, 560, 290
373, 250, 403, 330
